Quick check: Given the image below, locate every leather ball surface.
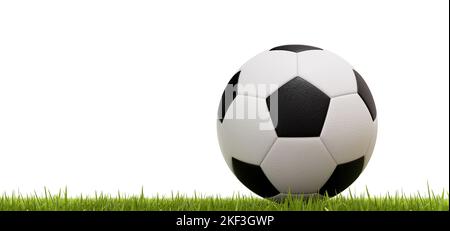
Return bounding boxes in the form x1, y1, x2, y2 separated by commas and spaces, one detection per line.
217, 45, 377, 199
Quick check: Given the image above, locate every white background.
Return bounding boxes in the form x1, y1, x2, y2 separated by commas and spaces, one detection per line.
0, 0, 448, 197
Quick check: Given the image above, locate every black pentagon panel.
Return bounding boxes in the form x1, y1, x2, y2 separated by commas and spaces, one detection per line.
270, 44, 322, 53
218, 71, 240, 123
266, 77, 330, 137
354, 70, 377, 121
232, 157, 279, 198
319, 156, 364, 197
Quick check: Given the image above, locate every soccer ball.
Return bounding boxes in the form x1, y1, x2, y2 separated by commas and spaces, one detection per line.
217, 45, 377, 199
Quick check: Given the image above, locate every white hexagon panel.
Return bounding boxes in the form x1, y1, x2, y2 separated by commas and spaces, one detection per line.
219, 95, 277, 168
237, 50, 297, 98
320, 94, 375, 164
298, 49, 357, 97
261, 138, 336, 194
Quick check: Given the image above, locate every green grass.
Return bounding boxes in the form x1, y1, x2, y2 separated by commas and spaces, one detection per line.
0, 188, 448, 211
